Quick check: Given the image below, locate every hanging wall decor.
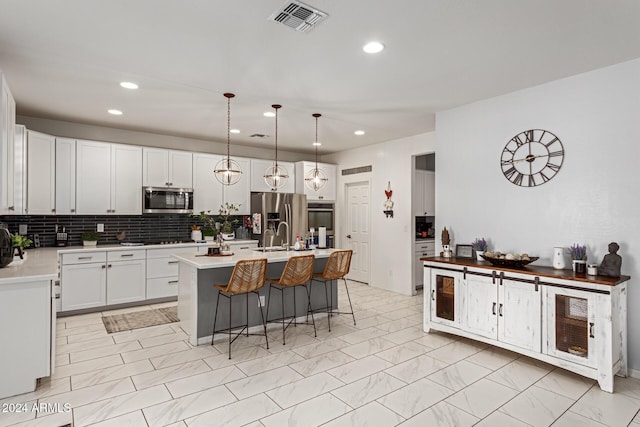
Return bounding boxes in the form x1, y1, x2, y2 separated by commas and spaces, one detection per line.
384, 181, 394, 218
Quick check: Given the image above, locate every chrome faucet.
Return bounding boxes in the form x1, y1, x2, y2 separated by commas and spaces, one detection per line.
277, 221, 289, 250
263, 228, 275, 252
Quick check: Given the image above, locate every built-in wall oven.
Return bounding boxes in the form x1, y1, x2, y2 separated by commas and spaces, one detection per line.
308, 202, 334, 237
143, 187, 193, 214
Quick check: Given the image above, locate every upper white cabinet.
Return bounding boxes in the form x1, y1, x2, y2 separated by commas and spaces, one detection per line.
192, 153, 223, 213
76, 140, 142, 214
250, 159, 295, 193
223, 156, 251, 215
143, 148, 192, 188
413, 170, 435, 216
295, 161, 337, 201
55, 138, 76, 214
12, 125, 26, 215
26, 131, 56, 215
0, 72, 16, 214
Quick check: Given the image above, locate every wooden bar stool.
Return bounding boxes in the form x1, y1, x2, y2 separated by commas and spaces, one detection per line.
311, 249, 355, 332
265, 254, 316, 345
211, 258, 268, 359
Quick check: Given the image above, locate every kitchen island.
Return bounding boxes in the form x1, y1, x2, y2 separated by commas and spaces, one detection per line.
0, 248, 58, 398
174, 248, 337, 346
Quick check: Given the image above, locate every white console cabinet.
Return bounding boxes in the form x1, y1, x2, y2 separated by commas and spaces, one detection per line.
423, 258, 628, 392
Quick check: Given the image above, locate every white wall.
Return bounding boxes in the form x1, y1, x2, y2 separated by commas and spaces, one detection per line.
323, 133, 436, 295
436, 58, 640, 370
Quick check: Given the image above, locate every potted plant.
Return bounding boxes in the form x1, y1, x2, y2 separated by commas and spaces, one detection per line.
81, 231, 100, 247
11, 233, 33, 261
569, 243, 587, 273
218, 202, 240, 240
471, 237, 488, 261
192, 210, 218, 242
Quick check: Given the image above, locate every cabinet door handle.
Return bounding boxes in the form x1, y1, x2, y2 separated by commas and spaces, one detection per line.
498, 303, 503, 317
120, 254, 134, 257
431, 289, 435, 301
108, 264, 112, 268
52, 208, 56, 212
78, 256, 93, 260
101, 264, 106, 269
168, 260, 179, 264
71, 208, 75, 213
168, 280, 179, 284
492, 302, 497, 315
8, 206, 14, 211
589, 322, 595, 338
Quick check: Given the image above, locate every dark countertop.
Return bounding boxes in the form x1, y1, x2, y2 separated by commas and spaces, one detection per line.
420, 256, 630, 287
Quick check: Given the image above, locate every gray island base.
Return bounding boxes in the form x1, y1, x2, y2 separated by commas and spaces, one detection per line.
174, 248, 337, 346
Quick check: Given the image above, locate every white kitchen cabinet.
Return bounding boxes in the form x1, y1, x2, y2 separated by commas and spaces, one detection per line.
250, 158, 295, 193
76, 140, 142, 214
424, 259, 629, 393
413, 170, 435, 216
55, 138, 76, 214
223, 156, 251, 214
192, 153, 223, 213
295, 161, 337, 201
61, 257, 107, 311
143, 147, 193, 188
26, 130, 56, 215
110, 143, 142, 214
414, 240, 435, 289
0, 71, 16, 215
106, 250, 146, 305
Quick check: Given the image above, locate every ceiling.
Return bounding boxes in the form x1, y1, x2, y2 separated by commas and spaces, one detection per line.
1, 1, 639, 154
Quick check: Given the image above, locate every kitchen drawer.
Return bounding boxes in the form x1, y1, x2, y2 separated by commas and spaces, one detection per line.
146, 246, 198, 259
147, 276, 179, 299
61, 251, 107, 265
147, 257, 180, 279
227, 241, 258, 250
415, 241, 435, 252
107, 249, 145, 262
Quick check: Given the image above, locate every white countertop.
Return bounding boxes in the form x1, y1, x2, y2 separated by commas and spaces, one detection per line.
0, 248, 59, 284
57, 239, 259, 254
173, 247, 337, 269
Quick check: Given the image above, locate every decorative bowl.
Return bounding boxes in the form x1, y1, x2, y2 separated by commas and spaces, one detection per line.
480, 254, 539, 268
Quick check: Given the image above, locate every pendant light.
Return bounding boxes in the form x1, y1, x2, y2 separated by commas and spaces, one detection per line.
305, 113, 328, 191
263, 104, 289, 190
214, 92, 242, 185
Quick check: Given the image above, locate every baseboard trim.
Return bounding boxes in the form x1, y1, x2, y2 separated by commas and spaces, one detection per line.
629, 368, 640, 379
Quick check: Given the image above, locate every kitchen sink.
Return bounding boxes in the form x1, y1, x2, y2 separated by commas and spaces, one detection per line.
253, 247, 289, 252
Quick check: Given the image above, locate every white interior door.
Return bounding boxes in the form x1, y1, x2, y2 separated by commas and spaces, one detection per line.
345, 181, 370, 283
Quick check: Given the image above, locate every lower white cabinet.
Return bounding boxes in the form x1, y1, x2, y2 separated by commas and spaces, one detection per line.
106, 250, 146, 305
146, 252, 181, 299
424, 259, 628, 392
61, 260, 107, 311
415, 240, 435, 289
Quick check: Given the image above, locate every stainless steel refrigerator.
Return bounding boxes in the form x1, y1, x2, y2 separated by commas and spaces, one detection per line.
250, 193, 308, 248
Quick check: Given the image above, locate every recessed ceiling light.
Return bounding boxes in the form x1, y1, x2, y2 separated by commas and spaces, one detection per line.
264, 111, 276, 117
354, 130, 365, 135
120, 81, 138, 89
312, 142, 322, 146
230, 129, 240, 134
108, 109, 123, 115
363, 42, 384, 54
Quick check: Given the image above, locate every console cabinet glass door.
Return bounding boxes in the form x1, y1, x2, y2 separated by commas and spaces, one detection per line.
430, 270, 460, 326
546, 287, 597, 368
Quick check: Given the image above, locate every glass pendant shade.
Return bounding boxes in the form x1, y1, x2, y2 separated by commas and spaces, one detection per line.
305, 167, 328, 191
264, 104, 288, 189
214, 92, 242, 185
264, 163, 289, 190
305, 113, 328, 192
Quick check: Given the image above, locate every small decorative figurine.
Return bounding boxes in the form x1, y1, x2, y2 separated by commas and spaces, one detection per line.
383, 181, 394, 218
441, 227, 452, 258
598, 242, 622, 277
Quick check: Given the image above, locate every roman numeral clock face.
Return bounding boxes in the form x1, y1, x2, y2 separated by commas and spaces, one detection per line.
501, 129, 564, 187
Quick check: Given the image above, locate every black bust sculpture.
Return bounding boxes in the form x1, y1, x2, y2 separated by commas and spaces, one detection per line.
599, 242, 622, 277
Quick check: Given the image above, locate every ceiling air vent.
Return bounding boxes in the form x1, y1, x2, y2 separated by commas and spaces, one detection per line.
269, 1, 328, 33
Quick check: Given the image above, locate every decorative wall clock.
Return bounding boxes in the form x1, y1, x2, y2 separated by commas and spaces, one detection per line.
501, 129, 564, 187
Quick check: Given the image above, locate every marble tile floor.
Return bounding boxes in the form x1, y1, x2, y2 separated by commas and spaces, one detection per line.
2, 282, 640, 426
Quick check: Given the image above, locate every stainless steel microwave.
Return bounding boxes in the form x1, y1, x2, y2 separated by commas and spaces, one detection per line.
143, 187, 193, 214
307, 202, 334, 235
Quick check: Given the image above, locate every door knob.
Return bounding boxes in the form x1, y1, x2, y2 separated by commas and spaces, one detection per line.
346, 234, 352, 239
